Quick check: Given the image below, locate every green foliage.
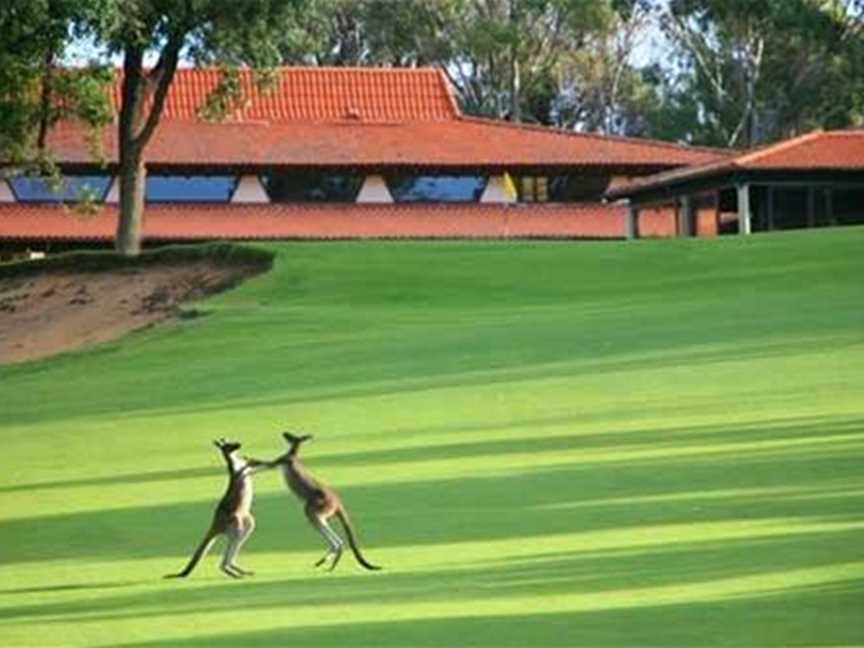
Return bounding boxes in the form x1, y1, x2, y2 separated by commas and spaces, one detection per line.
274, 0, 863, 137
652, 0, 864, 146
1, 231, 864, 646
277, 0, 617, 123
0, 1, 307, 254
0, 0, 113, 165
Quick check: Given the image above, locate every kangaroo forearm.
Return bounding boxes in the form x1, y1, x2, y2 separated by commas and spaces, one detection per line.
244, 456, 278, 470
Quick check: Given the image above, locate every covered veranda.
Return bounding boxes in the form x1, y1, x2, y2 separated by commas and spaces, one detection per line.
605, 130, 864, 239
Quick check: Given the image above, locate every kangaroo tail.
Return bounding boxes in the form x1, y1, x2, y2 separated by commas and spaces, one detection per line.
335, 509, 382, 571
164, 530, 219, 579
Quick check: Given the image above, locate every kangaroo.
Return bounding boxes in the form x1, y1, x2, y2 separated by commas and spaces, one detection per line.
260, 431, 381, 571
165, 438, 264, 579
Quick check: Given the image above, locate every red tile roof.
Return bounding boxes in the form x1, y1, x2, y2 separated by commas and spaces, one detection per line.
739, 130, 864, 169
48, 116, 725, 169
113, 67, 459, 122
0, 202, 644, 241
607, 130, 864, 198
38, 67, 726, 170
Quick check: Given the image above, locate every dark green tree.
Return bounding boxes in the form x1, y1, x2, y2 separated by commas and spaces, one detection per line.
104, 0, 304, 255
278, 0, 615, 123
0, 1, 113, 168
1, 0, 304, 256
653, 0, 864, 147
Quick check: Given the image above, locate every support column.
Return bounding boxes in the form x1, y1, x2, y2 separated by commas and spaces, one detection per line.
679, 195, 696, 237
0, 179, 15, 202
714, 190, 722, 235
737, 183, 752, 235
626, 204, 640, 240
356, 175, 393, 203
766, 186, 775, 231
480, 174, 517, 203
105, 177, 120, 203
807, 187, 816, 228
231, 175, 270, 203
826, 188, 836, 226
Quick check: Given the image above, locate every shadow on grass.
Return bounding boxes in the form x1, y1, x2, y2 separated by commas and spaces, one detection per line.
0, 531, 859, 628
313, 414, 864, 468
2, 416, 863, 566
0, 467, 219, 495
0, 580, 144, 596
91, 330, 863, 427
6, 414, 862, 494
5, 319, 858, 428
107, 578, 864, 647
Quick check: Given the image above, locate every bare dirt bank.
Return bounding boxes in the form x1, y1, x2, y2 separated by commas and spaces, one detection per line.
0, 250, 270, 364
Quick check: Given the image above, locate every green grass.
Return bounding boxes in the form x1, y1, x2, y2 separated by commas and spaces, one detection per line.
1, 229, 863, 647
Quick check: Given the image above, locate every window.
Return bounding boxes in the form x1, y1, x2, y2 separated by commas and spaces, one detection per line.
548, 175, 611, 201
386, 175, 487, 202
262, 172, 363, 202
835, 189, 864, 226
10, 175, 111, 203
515, 175, 611, 203
516, 176, 549, 202
145, 176, 237, 202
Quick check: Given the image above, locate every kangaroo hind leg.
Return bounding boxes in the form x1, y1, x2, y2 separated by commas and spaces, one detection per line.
307, 507, 343, 570
227, 516, 256, 576
220, 519, 247, 578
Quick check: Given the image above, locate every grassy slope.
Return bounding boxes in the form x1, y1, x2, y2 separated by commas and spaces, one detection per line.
1, 229, 863, 647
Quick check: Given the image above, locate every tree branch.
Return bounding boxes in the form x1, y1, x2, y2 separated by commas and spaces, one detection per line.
133, 32, 184, 149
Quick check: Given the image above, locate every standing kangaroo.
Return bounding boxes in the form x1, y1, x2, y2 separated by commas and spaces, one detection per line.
165, 438, 263, 579
261, 432, 381, 571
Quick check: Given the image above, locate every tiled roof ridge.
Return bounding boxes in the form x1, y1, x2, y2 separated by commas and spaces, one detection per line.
820, 128, 864, 136
676, 127, 863, 171
605, 127, 864, 199
432, 67, 463, 118
456, 115, 732, 157
735, 129, 825, 165
112, 65, 459, 122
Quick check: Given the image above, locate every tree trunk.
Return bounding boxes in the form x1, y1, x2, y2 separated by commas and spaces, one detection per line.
510, 55, 521, 121
115, 152, 146, 256
113, 37, 183, 256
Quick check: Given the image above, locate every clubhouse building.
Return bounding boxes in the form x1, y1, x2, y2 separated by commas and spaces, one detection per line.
0, 66, 861, 251
0, 66, 720, 251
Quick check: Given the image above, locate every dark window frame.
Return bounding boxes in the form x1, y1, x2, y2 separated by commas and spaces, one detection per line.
261, 172, 364, 203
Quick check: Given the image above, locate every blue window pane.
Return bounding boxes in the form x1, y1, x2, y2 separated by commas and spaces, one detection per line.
387, 176, 487, 202
11, 175, 111, 202
146, 176, 237, 202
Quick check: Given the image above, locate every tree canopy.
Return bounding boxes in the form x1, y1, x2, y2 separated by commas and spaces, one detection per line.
2, 0, 303, 255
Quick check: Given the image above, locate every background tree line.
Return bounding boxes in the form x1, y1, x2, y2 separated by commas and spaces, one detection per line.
278, 0, 864, 146
1, 0, 862, 254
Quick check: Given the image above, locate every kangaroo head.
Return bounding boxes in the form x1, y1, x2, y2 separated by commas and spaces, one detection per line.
282, 431, 312, 455
214, 437, 242, 456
